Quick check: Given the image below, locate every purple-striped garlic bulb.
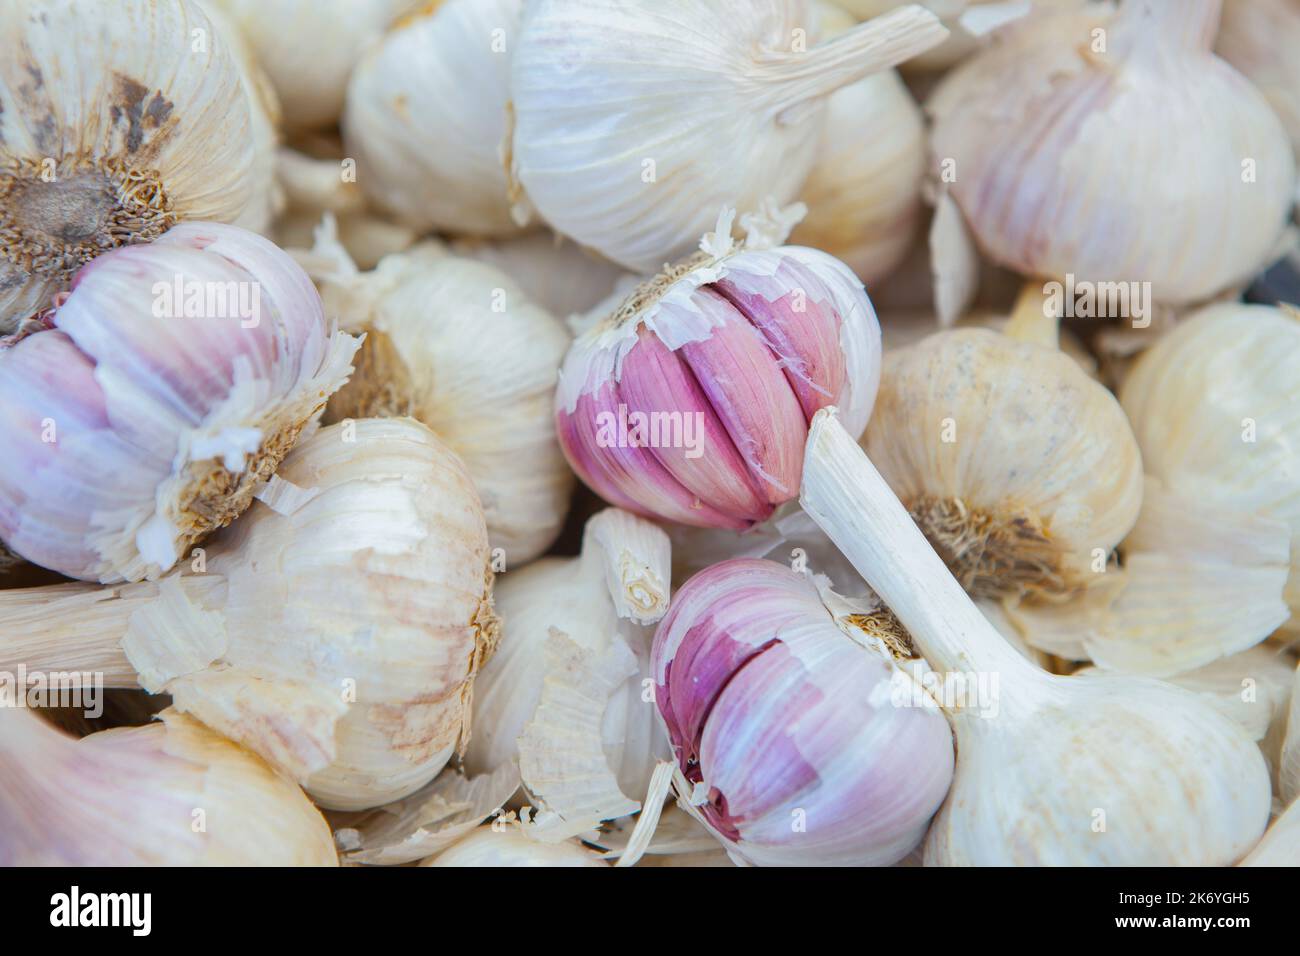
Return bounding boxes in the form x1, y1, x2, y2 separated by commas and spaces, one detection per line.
555, 207, 882, 531
0, 222, 359, 583
651, 557, 954, 866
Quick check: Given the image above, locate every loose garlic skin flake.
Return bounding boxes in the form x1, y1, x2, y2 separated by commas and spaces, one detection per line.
0, 222, 358, 584
928, 0, 1296, 307
0, 708, 337, 866
508, 0, 948, 272
0, 0, 280, 328
345, 0, 526, 236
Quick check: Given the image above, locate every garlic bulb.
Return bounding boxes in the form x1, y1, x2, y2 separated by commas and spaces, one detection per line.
928, 0, 1296, 307
1098, 304, 1300, 675
0, 0, 281, 328
555, 207, 881, 531
829, 0, 1042, 71
802, 408, 1272, 864
465, 509, 672, 832
0, 707, 337, 865
306, 229, 573, 564
0, 418, 500, 811
345, 0, 525, 236
652, 558, 955, 866
421, 825, 607, 867
789, 3, 927, 285
1240, 798, 1300, 866
206, 0, 418, 132
508, 1, 948, 272
1218, 0, 1300, 159
0, 222, 358, 583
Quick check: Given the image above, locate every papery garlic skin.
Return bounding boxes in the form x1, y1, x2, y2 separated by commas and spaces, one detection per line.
509, 0, 948, 272
1240, 799, 1300, 866
345, 0, 525, 236
422, 826, 607, 867
0, 222, 358, 583
315, 239, 573, 564
790, 3, 926, 284
0, 0, 280, 328
556, 213, 882, 531
1218, 0, 1300, 159
928, 0, 1296, 307
1111, 304, 1300, 670
207, 0, 418, 133
653, 558, 955, 866
0, 708, 337, 866
863, 327, 1142, 602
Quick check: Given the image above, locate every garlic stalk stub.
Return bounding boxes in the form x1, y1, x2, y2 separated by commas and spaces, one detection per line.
555, 207, 881, 531
802, 409, 1271, 865
0, 0, 281, 328
508, 0, 948, 272
0, 707, 337, 866
308, 231, 573, 564
928, 0, 1296, 307
345, 0, 526, 236
652, 558, 954, 866
0, 222, 359, 583
0, 419, 500, 811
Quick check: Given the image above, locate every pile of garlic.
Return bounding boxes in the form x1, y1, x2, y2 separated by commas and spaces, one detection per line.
0, 0, 1297, 871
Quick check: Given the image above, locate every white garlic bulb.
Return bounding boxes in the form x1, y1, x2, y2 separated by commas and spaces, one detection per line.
1097, 304, 1300, 675
465, 509, 672, 833
789, 2, 927, 285
508, 0, 948, 272
421, 825, 607, 867
0, 708, 337, 866
345, 0, 525, 236
1240, 799, 1299, 866
305, 229, 574, 564
0, 221, 359, 583
0, 0, 281, 328
803, 408, 1271, 865
928, 0, 1296, 307
0, 418, 501, 811
1218, 0, 1300, 159
206, 0, 418, 132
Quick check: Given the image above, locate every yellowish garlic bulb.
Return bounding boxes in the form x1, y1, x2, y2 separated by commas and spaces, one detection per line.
304, 228, 574, 564
206, 0, 419, 132
0, 0, 281, 328
345, 0, 526, 236
0, 419, 500, 811
928, 0, 1296, 308
790, 3, 926, 285
508, 0, 948, 272
1217, 0, 1300, 159
0, 708, 337, 866
421, 825, 607, 867
1099, 304, 1300, 676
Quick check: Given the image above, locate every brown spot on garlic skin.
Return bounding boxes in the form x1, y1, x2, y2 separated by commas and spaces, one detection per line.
844, 607, 915, 661
906, 493, 1069, 602
603, 249, 714, 332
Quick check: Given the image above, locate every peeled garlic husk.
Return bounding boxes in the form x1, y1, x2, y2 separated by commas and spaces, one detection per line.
421, 824, 607, 867
1240, 798, 1300, 866
928, 0, 1296, 307
0, 418, 500, 811
556, 207, 882, 531
0, 707, 337, 865
789, 3, 926, 285
1094, 304, 1300, 675
0, 222, 359, 583
345, 0, 525, 236
303, 227, 573, 564
0, 0, 281, 328
652, 557, 954, 866
508, 0, 948, 272
1218, 0, 1300, 160
464, 509, 672, 834
205, 0, 418, 132
802, 408, 1272, 865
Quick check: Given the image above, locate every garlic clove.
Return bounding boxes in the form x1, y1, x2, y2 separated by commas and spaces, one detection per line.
0, 707, 337, 866
1240, 798, 1300, 866
420, 825, 607, 867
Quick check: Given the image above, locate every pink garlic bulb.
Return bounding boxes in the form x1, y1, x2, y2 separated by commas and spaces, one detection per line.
555, 208, 881, 530
0, 222, 358, 583
652, 558, 954, 866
